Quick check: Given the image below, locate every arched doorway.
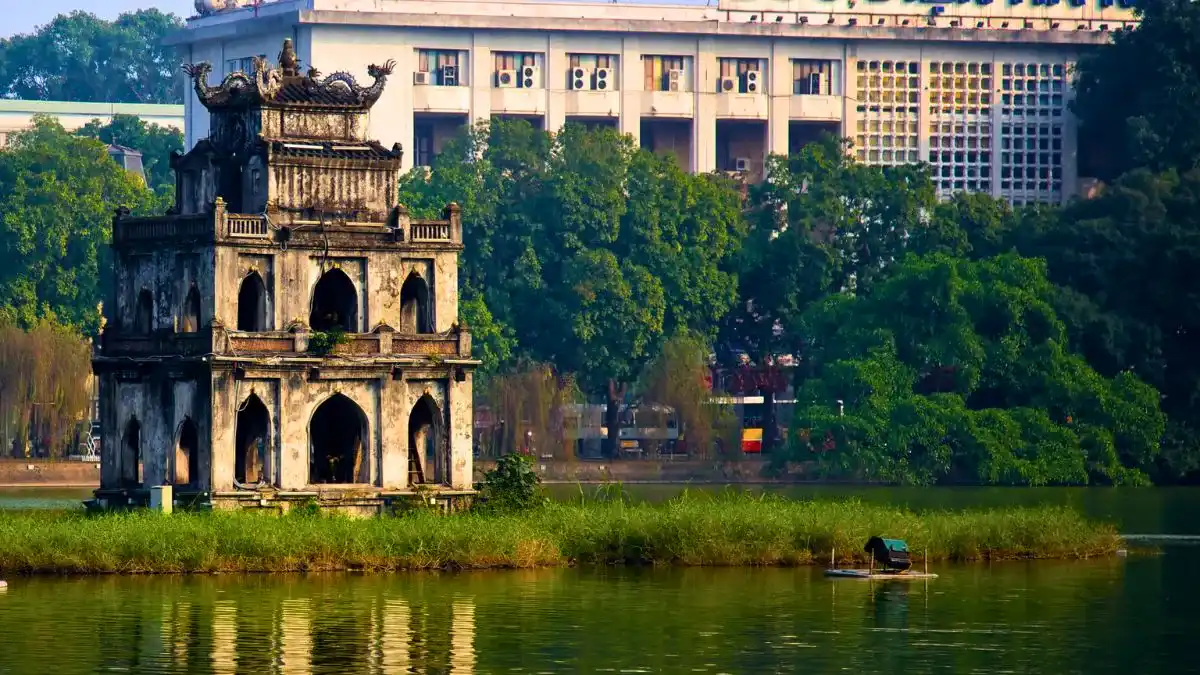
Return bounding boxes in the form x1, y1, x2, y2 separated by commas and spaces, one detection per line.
309, 269, 357, 332
135, 290, 153, 334
181, 286, 202, 333
309, 394, 368, 484
121, 416, 141, 487
408, 394, 446, 485
400, 272, 432, 334
237, 272, 268, 332
235, 394, 270, 485
174, 417, 199, 486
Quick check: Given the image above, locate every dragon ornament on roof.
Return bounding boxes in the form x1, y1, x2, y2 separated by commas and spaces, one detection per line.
182, 39, 397, 111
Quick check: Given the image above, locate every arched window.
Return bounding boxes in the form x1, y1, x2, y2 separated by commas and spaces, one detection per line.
399, 272, 433, 334
121, 416, 141, 488
408, 394, 447, 485
235, 394, 270, 485
181, 285, 202, 333
309, 394, 369, 484
135, 289, 154, 334
174, 417, 199, 486
309, 269, 358, 333
237, 272, 268, 332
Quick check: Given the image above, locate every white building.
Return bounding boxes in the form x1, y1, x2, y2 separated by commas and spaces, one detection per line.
172, 0, 1138, 204
0, 100, 184, 147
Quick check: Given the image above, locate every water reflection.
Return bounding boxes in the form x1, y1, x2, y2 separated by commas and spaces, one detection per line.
0, 560, 1189, 675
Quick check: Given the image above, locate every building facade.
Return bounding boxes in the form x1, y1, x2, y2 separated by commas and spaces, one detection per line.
0, 100, 184, 148
93, 41, 477, 513
174, 0, 1137, 204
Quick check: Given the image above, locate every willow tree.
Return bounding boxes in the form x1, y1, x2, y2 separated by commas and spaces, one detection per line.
638, 333, 736, 459
483, 362, 581, 459
0, 321, 92, 458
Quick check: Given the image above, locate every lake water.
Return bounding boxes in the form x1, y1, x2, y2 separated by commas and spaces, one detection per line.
0, 559, 1196, 675
2, 485, 1198, 674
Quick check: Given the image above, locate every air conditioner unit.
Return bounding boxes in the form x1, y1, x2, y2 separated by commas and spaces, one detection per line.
441, 65, 459, 86
734, 157, 751, 172
745, 70, 762, 93
667, 69, 685, 92
521, 65, 541, 88
497, 69, 518, 88
719, 76, 737, 93
571, 66, 593, 91
414, 71, 432, 85
595, 67, 613, 90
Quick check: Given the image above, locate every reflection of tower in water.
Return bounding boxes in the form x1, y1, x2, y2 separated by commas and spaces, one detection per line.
212, 600, 237, 675
374, 596, 477, 675
280, 598, 312, 675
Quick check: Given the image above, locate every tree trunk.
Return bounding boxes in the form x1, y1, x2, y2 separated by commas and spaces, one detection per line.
603, 379, 625, 459
761, 389, 777, 455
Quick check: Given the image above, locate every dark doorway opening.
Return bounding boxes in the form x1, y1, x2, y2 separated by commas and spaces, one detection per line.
408, 394, 446, 485
399, 272, 432, 334
181, 286, 202, 333
174, 416, 199, 486
309, 394, 369, 484
235, 394, 270, 485
122, 417, 141, 487
309, 269, 358, 332
237, 272, 268, 332
135, 290, 153, 334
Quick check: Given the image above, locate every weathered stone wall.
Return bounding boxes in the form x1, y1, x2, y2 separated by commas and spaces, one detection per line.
113, 246, 216, 333
213, 241, 458, 334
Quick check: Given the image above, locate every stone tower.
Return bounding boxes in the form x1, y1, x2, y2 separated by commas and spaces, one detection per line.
93, 41, 476, 512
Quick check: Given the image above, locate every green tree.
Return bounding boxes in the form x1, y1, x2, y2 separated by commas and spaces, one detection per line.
400, 120, 746, 456
1072, 0, 1200, 179
792, 253, 1163, 486
0, 10, 184, 104
0, 116, 160, 334
76, 114, 183, 196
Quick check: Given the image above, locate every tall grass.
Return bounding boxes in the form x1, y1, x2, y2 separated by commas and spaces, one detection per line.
0, 493, 1119, 575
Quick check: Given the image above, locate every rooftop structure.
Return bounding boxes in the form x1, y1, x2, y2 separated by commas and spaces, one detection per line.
174, 0, 1138, 204
93, 40, 477, 513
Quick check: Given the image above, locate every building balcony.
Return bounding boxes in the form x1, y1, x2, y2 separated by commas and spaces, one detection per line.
564, 90, 621, 118
789, 95, 843, 121
715, 92, 769, 120
641, 91, 694, 118
113, 200, 463, 249
491, 87, 547, 116
412, 84, 471, 114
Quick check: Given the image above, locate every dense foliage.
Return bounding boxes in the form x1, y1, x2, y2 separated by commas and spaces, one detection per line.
0, 117, 163, 335
792, 253, 1163, 486
0, 10, 184, 104
76, 114, 184, 196
399, 120, 747, 455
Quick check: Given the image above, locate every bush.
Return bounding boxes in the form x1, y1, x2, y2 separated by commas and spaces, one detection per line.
476, 453, 547, 513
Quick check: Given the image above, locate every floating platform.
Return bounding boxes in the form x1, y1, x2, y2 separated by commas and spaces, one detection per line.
824, 569, 938, 580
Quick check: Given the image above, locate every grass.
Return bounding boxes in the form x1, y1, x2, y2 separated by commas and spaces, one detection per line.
0, 492, 1120, 575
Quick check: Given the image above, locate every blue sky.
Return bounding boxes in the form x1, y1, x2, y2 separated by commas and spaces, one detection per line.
5, 1, 196, 38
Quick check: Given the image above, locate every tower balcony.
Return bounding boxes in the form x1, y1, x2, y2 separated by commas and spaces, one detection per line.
113, 199, 462, 250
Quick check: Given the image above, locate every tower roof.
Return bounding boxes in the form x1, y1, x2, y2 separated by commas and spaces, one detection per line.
182, 39, 396, 112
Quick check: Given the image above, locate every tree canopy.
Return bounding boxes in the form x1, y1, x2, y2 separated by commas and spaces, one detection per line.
76, 114, 183, 196
792, 253, 1163, 486
0, 10, 183, 104
0, 116, 162, 334
1073, 0, 1200, 179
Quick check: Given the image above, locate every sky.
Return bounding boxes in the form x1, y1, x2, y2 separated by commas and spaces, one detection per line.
4, 1, 196, 38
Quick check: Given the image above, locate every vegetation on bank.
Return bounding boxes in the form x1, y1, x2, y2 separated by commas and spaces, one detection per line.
0, 494, 1119, 575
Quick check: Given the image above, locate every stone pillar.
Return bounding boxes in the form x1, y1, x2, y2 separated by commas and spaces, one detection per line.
768, 42, 791, 167
693, 41, 717, 173
546, 35, 569, 134
470, 36, 493, 126
448, 371, 473, 490
620, 37, 643, 146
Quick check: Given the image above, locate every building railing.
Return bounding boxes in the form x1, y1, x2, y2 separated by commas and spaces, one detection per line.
409, 221, 451, 242
227, 215, 270, 238
100, 329, 213, 357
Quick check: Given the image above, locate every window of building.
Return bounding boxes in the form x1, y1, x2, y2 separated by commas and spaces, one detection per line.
926, 61, 995, 199
643, 55, 689, 92
854, 60, 921, 168
494, 52, 542, 88
225, 55, 265, 75
567, 54, 618, 90
793, 59, 836, 95
415, 49, 466, 86
415, 125, 434, 168
717, 58, 766, 94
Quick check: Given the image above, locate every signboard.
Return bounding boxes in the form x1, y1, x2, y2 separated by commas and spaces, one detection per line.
719, 0, 1139, 19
